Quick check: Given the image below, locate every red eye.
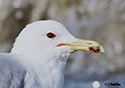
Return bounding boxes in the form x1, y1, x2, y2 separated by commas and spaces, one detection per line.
46, 32, 56, 38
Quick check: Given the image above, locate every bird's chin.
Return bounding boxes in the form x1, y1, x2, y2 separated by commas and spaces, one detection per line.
70, 50, 76, 53
60, 52, 71, 61
58, 48, 72, 58
56, 46, 75, 59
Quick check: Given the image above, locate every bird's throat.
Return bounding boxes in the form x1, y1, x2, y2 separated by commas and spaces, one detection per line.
31, 58, 66, 88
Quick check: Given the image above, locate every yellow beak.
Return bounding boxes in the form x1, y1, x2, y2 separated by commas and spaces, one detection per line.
57, 39, 105, 53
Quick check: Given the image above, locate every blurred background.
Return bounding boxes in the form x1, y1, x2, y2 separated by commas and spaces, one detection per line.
0, 0, 125, 88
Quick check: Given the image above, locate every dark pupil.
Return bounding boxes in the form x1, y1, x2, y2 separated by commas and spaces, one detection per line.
47, 33, 54, 38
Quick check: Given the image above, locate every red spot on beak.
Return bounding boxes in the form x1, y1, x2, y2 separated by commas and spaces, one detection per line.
89, 47, 100, 53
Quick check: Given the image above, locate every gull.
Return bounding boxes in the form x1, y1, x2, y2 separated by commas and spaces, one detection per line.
0, 20, 104, 88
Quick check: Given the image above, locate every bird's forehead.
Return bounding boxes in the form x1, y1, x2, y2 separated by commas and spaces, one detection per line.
27, 20, 68, 34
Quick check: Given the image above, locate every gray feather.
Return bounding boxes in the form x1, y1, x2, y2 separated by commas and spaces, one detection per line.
0, 54, 26, 88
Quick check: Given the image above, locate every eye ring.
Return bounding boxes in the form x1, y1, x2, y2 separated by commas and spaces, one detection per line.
46, 32, 56, 38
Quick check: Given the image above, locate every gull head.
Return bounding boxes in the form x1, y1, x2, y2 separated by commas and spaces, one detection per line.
10, 20, 104, 88
11, 20, 104, 62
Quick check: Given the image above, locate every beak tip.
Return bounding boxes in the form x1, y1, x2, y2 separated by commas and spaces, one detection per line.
100, 46, 105, 53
